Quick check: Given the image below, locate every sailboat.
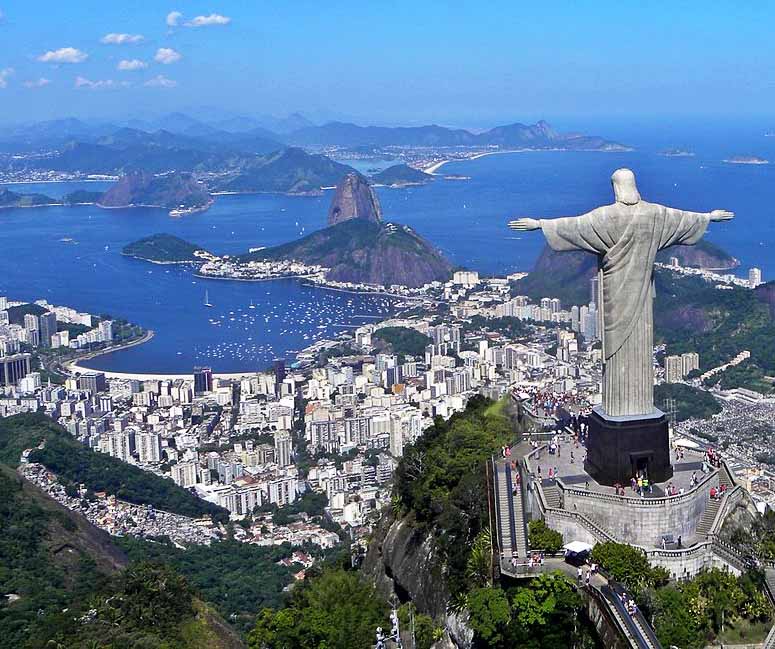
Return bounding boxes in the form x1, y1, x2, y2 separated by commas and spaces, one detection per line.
204, 289, 213, 308
249, 299, 256, 309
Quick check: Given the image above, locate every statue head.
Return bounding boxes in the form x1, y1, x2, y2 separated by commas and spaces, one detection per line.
611, 168, 641, 205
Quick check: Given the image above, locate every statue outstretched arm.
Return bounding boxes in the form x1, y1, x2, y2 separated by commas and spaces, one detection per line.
508, 209, 608, 254
508, 218, 542, 231
709, 209, 734, 222
659, 207, 734, 249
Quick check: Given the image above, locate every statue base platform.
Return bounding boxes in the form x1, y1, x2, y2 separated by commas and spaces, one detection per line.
584, 406, 672, 486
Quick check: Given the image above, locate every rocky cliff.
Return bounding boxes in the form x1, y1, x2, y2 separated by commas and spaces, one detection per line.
362, 512, 474, 648
99, 170, 211, 209
327, 172, 383, 225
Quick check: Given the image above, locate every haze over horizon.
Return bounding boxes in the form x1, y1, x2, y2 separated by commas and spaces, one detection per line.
2, 1, 775, 128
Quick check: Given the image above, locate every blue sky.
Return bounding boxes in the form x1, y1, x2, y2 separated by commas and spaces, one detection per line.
0, 1, 773, 127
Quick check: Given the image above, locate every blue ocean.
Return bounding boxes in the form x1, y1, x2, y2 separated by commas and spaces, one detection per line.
2, 119, 775, 373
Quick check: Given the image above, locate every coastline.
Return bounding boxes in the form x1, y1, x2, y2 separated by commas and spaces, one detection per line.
67, 328, 279, 380
422, 146, 633, 174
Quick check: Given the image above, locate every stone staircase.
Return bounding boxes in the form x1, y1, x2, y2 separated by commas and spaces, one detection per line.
493, 462, 515, 558
492, 459, 529, 560
695, 498, 721, 537
542, 482, 562, 508
511, 478, 529, 558
718, 463, 735, 488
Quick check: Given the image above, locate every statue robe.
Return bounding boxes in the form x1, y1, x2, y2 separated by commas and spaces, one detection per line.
540, 201, 710, 417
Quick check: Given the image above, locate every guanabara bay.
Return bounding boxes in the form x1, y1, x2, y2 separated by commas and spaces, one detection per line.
3, 4, 775, 649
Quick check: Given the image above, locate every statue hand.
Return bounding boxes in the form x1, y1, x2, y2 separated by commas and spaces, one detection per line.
508, 218, 541, 231
710, 209, 734, 222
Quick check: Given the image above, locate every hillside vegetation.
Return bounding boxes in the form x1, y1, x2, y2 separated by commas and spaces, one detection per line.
0, 464, 244, 649
0, 412, 228, 522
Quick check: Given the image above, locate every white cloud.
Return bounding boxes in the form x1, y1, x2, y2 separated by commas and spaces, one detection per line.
23, 77, 51, 88
117, 58, 147, 71
38, 47, 88, 64
101, 33, 145, 45
144, 74, 177, 88
75, 76, 129, 89
154, 47, 181, 64
166, 11, 182, 27
185, 13, 231, 27
0, 67, 13, 88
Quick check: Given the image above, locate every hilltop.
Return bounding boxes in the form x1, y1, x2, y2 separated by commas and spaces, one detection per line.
244, 219, 453, 287
327, 171, 382, 225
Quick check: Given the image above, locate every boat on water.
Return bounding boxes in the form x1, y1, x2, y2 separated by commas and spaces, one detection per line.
249, 299, 256, 309
204, 289, 213, 308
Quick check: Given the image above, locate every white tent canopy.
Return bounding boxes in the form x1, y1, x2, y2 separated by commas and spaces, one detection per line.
563, 541, 593, 554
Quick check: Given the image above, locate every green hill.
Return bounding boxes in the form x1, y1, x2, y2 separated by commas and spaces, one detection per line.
0, 464, 244, 649
0, 412, 228, 522
123, 233, 209, 263
371, 164, 432, 186
245, 219, 453, 287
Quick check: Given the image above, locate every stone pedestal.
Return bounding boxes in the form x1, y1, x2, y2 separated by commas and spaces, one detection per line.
584, 406, 672, 486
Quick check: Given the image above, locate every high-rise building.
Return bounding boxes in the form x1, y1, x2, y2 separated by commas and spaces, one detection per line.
0, 353, 31, 386
137, 431, 162, 464
172, 461, 198, 488
665, 355, 683, 383
98, 320, 114, 342
23, 313, 39, 332
749, 267, 763, 288
681, 352, 700, 377
78, 372, 106, 394
0, 296, 7, 310
38, 312, 57, 348
193, 366, 213, 394
275, 430, 292, 467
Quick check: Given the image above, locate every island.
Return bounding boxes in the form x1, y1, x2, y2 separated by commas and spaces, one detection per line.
121, 233, 212, 264
370, 164, 433, 187
660, 148, 695, 157
723, 155, 769, 165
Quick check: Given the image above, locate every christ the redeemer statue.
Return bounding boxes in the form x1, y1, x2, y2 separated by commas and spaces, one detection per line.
510, 168, 733, 420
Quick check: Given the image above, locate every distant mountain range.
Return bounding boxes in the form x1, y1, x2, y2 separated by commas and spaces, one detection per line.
285, 119, 629, 150
0, 114, 628, 198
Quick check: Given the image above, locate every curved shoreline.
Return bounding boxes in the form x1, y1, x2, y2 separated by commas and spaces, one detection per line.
67, 330, 262, 380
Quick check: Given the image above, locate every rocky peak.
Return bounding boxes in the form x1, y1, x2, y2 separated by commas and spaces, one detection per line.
327, 172, 382, 226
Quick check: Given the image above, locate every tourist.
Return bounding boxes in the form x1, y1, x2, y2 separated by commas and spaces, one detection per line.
577, 567, 583, 583
553, 467, 558, 483
710, 486, 717, 500
677, 535, 682, 549
585, 571, 591, 586
570, 450, 575, 464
